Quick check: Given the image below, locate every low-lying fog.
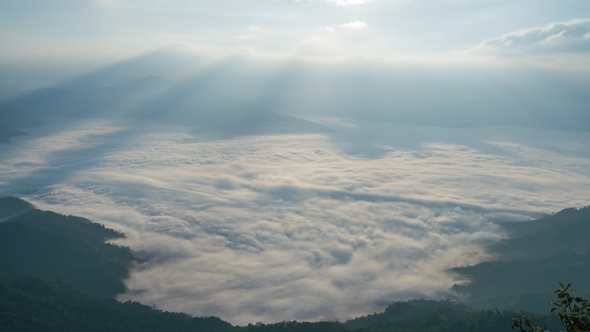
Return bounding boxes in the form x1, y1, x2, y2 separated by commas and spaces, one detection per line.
1, 119, 589, 324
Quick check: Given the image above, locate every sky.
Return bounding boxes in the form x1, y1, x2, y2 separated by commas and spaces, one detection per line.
1, 0, 589, 106
1, 1, 590, 70
2, 0, 590, 129
1, 0, 590, 326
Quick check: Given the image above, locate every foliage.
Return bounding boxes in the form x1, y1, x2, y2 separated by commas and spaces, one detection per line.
454, 206, 590, 312
512, 283, 590, 332
0, 196, 33, 220
0, 277, 560, 332
241, 321, 360, 332
0, 207, 137, 297
0, 197, 577, 331
346, 299, 559, 332
0, 277, 235, 332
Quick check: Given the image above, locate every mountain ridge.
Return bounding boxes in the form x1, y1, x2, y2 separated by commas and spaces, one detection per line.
0, 75, 333, 137
452, 206, 590, 312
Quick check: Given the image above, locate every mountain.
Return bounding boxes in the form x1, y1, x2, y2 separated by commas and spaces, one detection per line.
0, 73, 332, 136
0, 201, 137, 297
0, 75, 172, 120
195, 108, 331, 136
0, 197, 572, 331
452, 206, 590, 312
0, 277, 235, 332
0, 278, 559, 332
0, 197, 34, 220
344, 300, 560, 332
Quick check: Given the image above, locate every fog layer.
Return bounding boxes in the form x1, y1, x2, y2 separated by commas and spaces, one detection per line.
1, 120, 589, 324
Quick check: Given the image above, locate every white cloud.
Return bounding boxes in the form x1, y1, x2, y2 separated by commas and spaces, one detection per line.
324, 21, 368, 34
338, 21, 368, 30
473, 18, 590, 55
325, 0, 372, 7
2, 120, 590, 324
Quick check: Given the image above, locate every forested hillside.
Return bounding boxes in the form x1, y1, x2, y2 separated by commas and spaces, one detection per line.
0, 204, 136, 297
0, 196, 33, 220
453, 206, 590, 312
1, 278, 560, 332
0, 277, 235, 332
0, 197, 583, 331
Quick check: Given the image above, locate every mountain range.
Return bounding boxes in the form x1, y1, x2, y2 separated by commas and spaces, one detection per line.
0, 70, 331, 138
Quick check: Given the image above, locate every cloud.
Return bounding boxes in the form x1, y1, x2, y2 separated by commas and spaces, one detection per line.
1, 119, 590, 324
473, 18, 590, 55
338, 21, 368, 30
324, 21, 368, 34
325, 0, 372, 7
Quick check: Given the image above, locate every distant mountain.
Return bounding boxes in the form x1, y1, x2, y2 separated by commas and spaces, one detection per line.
0, 75, 172, 120
194, 108, 332, 136
58, 46, 210, 89
0, 73, 332, 136
453, 206, 590, 312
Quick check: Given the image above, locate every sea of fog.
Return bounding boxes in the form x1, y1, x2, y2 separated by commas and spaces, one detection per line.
1, 119, 590, 324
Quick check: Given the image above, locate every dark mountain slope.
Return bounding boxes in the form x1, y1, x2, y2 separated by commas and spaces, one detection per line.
497, 207, 590, 260
344, 300, 560, 332
0, 197, 571, 331
453, 206, 590, 312
0, 277, 235, 332
1, 284, 559, 332
0, 196, 34, 220
0, 205, 137, 297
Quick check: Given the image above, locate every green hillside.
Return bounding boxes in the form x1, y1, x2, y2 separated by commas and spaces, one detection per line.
0, 197, 582, 331
0, 196, 34, 220
453, 206, 590, 312
0, 203, 136, 297
0, 277, 235, 332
